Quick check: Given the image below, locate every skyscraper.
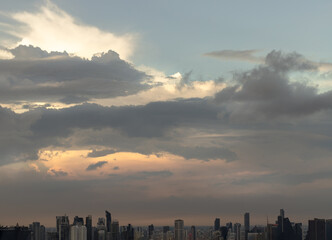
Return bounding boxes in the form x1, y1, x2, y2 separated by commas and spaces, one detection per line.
214, 218, 220, 231
31, 222, 40, 240
187, 226, 196, 240
148, 224, 154, 239
174, 219, 184, 240
73, 217, 84, 226
234, 223, 241, 240
70, 224, 87, 240
280, 209, 285, 233
326, 219, 332, 240
57, 216, 70, 240
244, 213, 250, 240
105, 211, 112, 233
85, 215, 92, 240
305, 218, 326, 240
111, 221, 120, 240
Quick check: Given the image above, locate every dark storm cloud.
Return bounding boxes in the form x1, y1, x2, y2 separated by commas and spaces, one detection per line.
203, 49, 263, 63
0, 45, 149, 104
86, 161, 108, 171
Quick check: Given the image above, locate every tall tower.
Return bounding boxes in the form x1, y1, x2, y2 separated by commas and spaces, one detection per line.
175, 219, 184, 240
106, 211, 112, 233
244, 212, 250, 240
234, 223, 241, 240
279, 209, 285, 233
214, 218, 220, 231
190, 226, 196, 240
32, 222, 41, 240
56, 216, 70, 240
85, 215, 92, 240
111, 220, 120, 240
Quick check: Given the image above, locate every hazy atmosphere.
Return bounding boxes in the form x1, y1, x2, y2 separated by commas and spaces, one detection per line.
1, 0, 332, 227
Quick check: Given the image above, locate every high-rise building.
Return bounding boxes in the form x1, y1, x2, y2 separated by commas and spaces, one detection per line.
0, 225, 31, 240
267, 224, 278, 240
279, 209, 285, 233
305, 218, 326, 240
96, 218, 106, 240
70, 224, 87, 240
57, 216, 70, 240
189, 226, 196, 240
73, 217, 84, 226
40, 225, 45, 240
277, 215, 301, 240
244, 213, 250, 240
85, 215, 92, 240
31, 222, 40, 240
111, 220, 120, 240
214, 218, 220, 231
47, 232, 58, 240
148, 224, 154, 239
234, 223, 241, 240
174, 219, 184, 240
326, 219, 332, 240
106, 211, 112, 233
226, 222, 233, 231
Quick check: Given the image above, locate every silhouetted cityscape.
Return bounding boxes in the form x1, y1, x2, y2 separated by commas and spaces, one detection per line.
1, 209, 331, 240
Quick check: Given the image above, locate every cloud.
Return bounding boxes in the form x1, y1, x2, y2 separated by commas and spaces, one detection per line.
0, 45, 149, 105
125, 170, 173, 180
215, 50, 332, 120
48, 168, 68, 177
0, 48, 14, 59
87, 149, 117, 158
86, 161, 108, 171
6, 1, 134, 60
203, 49, 263, 63
161, 145, 237, 162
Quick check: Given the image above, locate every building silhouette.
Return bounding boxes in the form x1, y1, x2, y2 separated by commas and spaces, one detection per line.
234, 223, 241, 240
214, 218, 220, 231
73, 217, 84, 226
31, 222, 40, 240
111, 221, 120, 240
244, 213, 250, 240
70, 224, 87, 240
85, 215, 92, 240
56, 216, 70, 240
0, 225, 31, 240
174, 219, 184, 240
305, 218, 326, 240
189, 226, 196, 240
148, 224, 154, 240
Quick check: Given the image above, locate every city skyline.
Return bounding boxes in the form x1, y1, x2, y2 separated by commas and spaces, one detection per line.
1, 0, 332, 227
2, 208, 328, 240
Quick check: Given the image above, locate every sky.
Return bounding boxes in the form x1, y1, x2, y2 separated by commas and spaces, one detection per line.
1, 0, 332, 227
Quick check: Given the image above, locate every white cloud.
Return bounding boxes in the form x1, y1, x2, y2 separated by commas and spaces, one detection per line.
93, 66, 226, 107
8, 1, 134, 60
0, 49, 14, 59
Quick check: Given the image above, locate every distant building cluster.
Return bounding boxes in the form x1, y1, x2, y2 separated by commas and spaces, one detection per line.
1, 209, 332, 240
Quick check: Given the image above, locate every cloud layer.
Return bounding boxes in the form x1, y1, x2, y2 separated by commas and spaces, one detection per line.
0, 45, 148, 105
